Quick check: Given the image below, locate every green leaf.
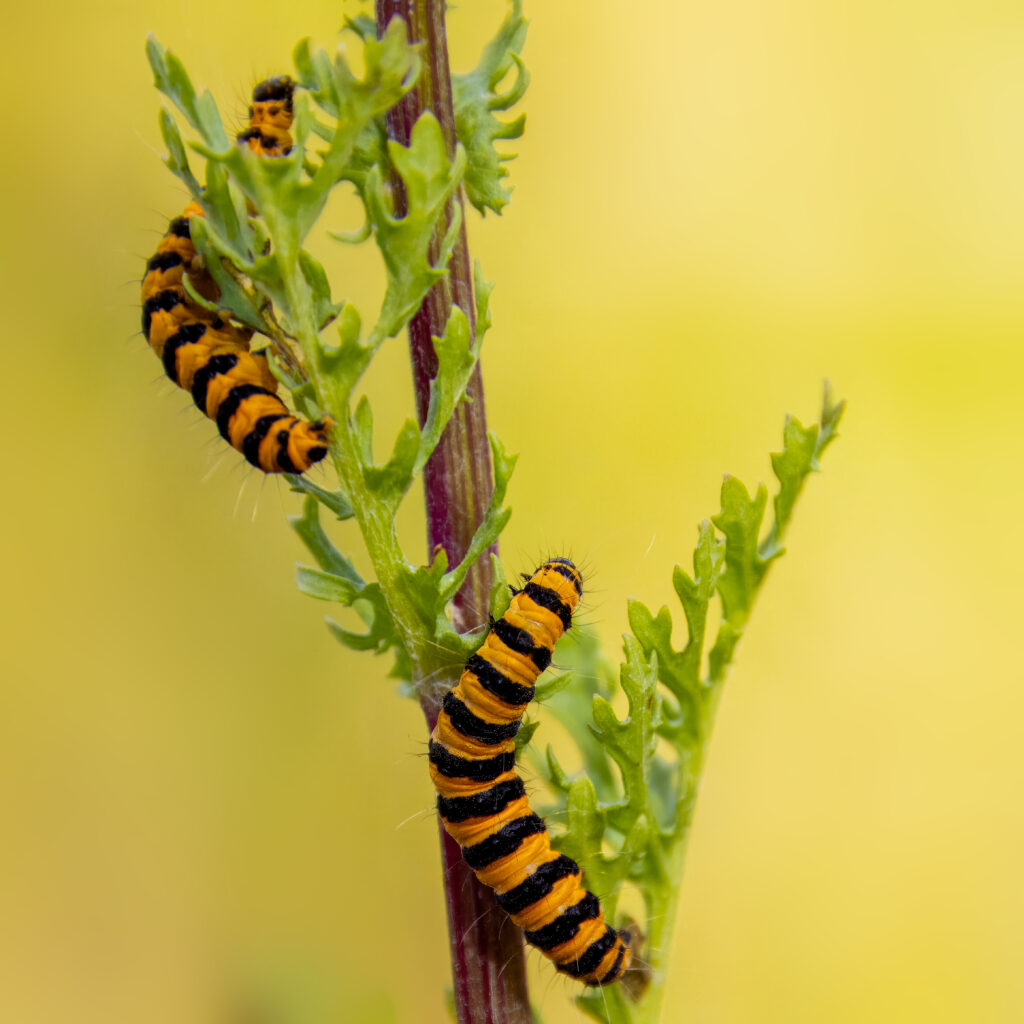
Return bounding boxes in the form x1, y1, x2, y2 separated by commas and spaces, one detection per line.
364, 418, 420, 501
488, 554, 512, 622
764, 415, 818, 561
438, 434, 517, 604
545, 744, 572, 794
534, 671, 574, 704
287, 475, 355, 522
289, 497, 362, 581
555, 773, 631, 925
157, 108, 201, 196
473, 262, 495, 343
627, 598, 696, 736
328, 209, 374, 245
589, 637, 660, 817
295, 550, 407, 670
186, 215, 266, 330
816, 380, 846, 460
452, 0, 530, 214
557, 775, 602, 864
628, 518, 725, 747
288, 19, 421, 242
513, 717, 540, 757
762, 380, 846, 560
342, 15, 377, 42
299, 251, 344, 330
393, 550, 483, 668
295, 565, 360, 604
202, 162, 249, 257
293, 33, 390, 196
539, 629, 619, 802
365, 112, 466, 344
317, 303, 373, 395
146, 36, 230, 152
712, 475, 769, 624
322, 578, 407, 668
414, 305, 482, 475
672, 519, 725, 680
352, 395, 374, 465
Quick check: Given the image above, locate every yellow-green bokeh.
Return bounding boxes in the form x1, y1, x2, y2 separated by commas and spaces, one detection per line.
3, 0, 1023, 1021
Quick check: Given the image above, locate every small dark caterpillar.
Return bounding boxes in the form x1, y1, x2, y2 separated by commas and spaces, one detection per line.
140, 76, 329, 474
428, 558, 632, 985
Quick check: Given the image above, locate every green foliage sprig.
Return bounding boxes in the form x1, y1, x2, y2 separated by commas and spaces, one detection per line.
528, 386, 845, 1023
452, 0, 529, 215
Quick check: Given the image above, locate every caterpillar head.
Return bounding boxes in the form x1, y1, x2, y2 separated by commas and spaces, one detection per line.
529, 558, 584, 620
239, 76, 296, 157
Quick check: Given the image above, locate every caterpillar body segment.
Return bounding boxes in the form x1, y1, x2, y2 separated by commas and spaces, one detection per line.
140, 77, 329, 474
428, 558, 632, 986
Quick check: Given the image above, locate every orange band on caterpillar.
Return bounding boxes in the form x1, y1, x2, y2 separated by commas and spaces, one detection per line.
428, 558, 632, 986
140, 76, 329, 474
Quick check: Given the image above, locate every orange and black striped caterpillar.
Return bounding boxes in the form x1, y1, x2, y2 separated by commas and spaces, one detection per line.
429, 558, 633, 986
141, 76, 330, 474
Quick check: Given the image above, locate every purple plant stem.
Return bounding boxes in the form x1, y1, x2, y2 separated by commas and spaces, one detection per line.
375, 2, 533, 1022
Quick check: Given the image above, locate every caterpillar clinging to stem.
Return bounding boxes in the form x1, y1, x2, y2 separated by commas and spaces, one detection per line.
140, 76, 330, 474
428, 557, 633, 986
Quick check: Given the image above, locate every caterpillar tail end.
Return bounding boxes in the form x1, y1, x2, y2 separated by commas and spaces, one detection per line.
607, 922, 650, 1000
286, 417, 332, 473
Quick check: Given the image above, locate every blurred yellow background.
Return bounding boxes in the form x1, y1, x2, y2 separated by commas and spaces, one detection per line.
3, 0, 1023, 1021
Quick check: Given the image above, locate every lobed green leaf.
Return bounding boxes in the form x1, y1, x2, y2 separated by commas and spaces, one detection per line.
146, 36, 230, 152
415, 305, 483, 475
289, 496, 361, 580
538, 629, 619, 802
296, 565, 361, 604
452, 0, 530, 214
365, 112, 467, 345
298, 251, 344, 331
287, 475, 355, 522
437, 434, 517, 606
363, 418, 421, 501
157, 108, 201, 196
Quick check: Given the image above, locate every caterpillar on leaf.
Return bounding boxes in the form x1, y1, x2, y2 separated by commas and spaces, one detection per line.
428, 558, 633, 986
140, 76, 330, 474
